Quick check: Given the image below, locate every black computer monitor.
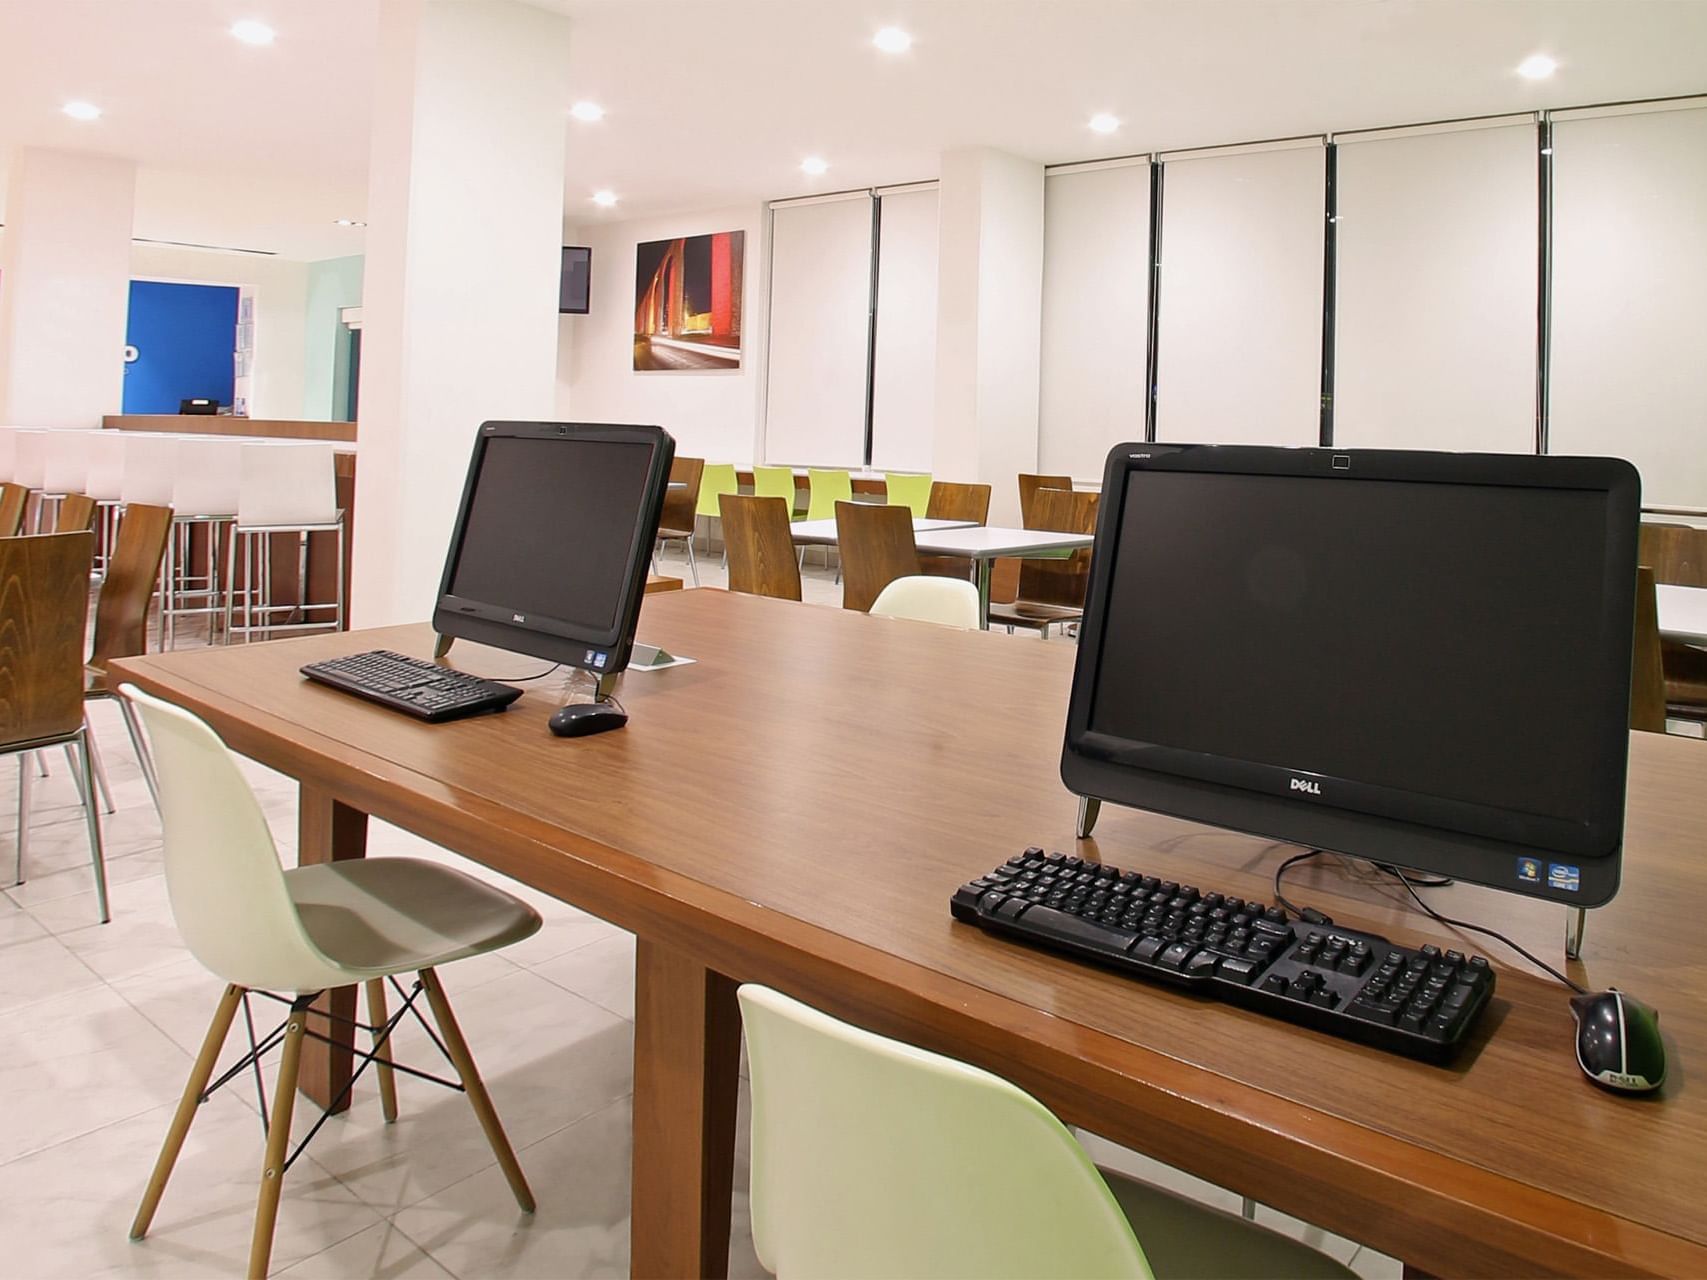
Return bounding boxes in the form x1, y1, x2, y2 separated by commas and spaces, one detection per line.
559, 246, 591, 314
433, 421, 674, 678
1063, 444, 1640, 908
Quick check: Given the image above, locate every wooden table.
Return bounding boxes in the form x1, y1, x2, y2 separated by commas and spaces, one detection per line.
110, 590, 1707, 1278
644, 573, 684, 593
1657, 583, 1707, 644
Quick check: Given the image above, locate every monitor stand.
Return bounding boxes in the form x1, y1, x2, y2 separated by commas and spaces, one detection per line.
432, 633, 686, 670
1076, 795, 1101, 839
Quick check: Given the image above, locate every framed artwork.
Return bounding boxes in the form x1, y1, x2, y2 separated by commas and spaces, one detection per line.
633, 230, 744, 371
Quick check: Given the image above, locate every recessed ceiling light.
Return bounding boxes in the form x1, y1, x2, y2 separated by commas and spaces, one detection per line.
231, 19, 275, 45
591, 190, 618, 208
1088, 113, 1120, 134
63, 100, 102, 121
333, 218, 367, 227
873, 27, 912, 54
569, 101, 605, 122
800, 156, 829, 176
1517, 53, 1557, 80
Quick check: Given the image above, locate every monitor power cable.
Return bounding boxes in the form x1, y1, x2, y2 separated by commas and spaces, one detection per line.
1274, 850, 1587, 995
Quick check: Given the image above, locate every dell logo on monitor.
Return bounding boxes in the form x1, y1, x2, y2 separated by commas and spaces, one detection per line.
512, 613, 526, 623
1290, 778, 1321, 795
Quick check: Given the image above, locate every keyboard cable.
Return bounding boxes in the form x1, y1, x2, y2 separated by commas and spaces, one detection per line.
1275, 849, 1587, 995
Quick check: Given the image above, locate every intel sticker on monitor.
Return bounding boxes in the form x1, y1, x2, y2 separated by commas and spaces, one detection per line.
1547, 863, 1581, 893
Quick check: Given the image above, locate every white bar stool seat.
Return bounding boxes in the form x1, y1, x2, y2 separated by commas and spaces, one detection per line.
161, 437, 244, 648
223, 442, 346, 641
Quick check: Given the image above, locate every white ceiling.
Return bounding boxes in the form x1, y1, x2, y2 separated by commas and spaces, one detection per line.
2, 0, 1705, 261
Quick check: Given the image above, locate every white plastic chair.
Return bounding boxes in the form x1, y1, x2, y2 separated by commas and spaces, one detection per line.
737, 984, 1357, 1280
870, 575, 981, 629
120, 685, 542, 1279
223, 442, 345, 641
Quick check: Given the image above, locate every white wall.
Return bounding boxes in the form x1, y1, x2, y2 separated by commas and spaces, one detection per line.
0, 148, 135, 428
128, 244, 309, 420
557, 202, 766, 466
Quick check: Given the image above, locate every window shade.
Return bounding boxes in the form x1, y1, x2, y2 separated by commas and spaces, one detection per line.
1038, 162, 1151, 479
763, 195, 874, 466
868, 186, 939, 472
1154, 143, 1325, 446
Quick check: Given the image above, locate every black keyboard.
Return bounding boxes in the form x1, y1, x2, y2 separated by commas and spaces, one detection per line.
952, 848, 1495, 1061
301, 650, 523, 723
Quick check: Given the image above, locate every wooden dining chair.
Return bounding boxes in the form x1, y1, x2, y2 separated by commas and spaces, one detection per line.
85, 502, 174, 809
1631, 567, 1668, 734
655, 456, 705, 585
55, 492, 99, 533
1018, 473, 1073, 525
1637, 522, 1707, 721
919, 481, 992, 580
989, 487, 1100, 637
719, 493, 802, 602
0, 483, 30, 537
835, 500, 920, 613
0, 530, 109, 920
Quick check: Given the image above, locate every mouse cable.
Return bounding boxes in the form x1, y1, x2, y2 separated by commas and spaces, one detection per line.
1387, 866, 1587, 996
488, 663, 562, 683
1277, 851, 1588, 995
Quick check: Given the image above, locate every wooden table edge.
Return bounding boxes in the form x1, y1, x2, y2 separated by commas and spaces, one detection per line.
106, 656, 1706, 1279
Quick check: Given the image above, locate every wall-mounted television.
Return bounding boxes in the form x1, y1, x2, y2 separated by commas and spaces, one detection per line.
560, 245, 591, 314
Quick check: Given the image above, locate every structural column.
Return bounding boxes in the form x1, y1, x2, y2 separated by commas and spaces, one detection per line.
353, 0, 571, 626
0, 148, 135, 427
931, 147, 1045, 526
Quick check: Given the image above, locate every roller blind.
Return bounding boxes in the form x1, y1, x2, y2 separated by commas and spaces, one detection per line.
763, 194, 875, 466
1155, 142, 1325, 445
1549, 103, 1707, 510
869, 186, 939, 472
1333, 121, 1538, 453
1038, 162, 1151, 479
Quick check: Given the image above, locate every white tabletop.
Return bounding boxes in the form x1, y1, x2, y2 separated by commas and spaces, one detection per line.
789, 515, 976, 546
912, 526, 1094, 558
1657, 583, 1707, 645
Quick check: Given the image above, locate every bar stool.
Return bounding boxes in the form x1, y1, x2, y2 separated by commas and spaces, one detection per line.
41, 429, 100, 545
84, 431, 129, 576
223, 442, 345, 642
156, 437, 242, 648
0, 426, 22, 482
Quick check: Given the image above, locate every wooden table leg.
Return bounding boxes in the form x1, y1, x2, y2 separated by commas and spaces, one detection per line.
630, 938, 741, 1280
296, 784, 368, 1112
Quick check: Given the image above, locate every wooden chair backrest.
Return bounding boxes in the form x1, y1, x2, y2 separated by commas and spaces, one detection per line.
89, 503, 173, 671
1017, 488, 1099, 609
0, 531, 94, 746
835, 501, 919, 613
658, 456, 705, 537
55, 493, 98, 533
925, 482, 991, 524
0, 484, 29, 537
1631, 565, 1667, 733
719, 493, 802, 602
1018, 474, 1072, 526
1639, 522, 1707, 588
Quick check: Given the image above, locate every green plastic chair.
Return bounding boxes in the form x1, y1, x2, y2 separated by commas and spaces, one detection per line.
738, 983, 1357, 1280
753, 465, 803, 519
696, 462, 740, 522
804, 468, 854, 522
884, 471, 933, 518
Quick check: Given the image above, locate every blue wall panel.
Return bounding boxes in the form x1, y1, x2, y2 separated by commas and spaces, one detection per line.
123, 281, 238, 413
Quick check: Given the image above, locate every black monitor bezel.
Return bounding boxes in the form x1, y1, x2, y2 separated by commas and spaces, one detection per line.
432, 420, 673, 676
559, 246, 591, 315
1061, 443, 1641, 908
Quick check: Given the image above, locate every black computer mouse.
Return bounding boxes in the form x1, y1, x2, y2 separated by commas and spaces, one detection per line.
548, 702, 628, 738
1570, 990, 1665, 1094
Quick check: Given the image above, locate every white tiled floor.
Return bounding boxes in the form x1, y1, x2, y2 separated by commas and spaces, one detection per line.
0, 546, 1400, 1278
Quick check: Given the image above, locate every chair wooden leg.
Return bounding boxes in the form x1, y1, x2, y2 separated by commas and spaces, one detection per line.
419, 968, 534, 1212
365, 979, 399, 1123
248, 1000, 308, 1280
132, 984, 244, 1240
